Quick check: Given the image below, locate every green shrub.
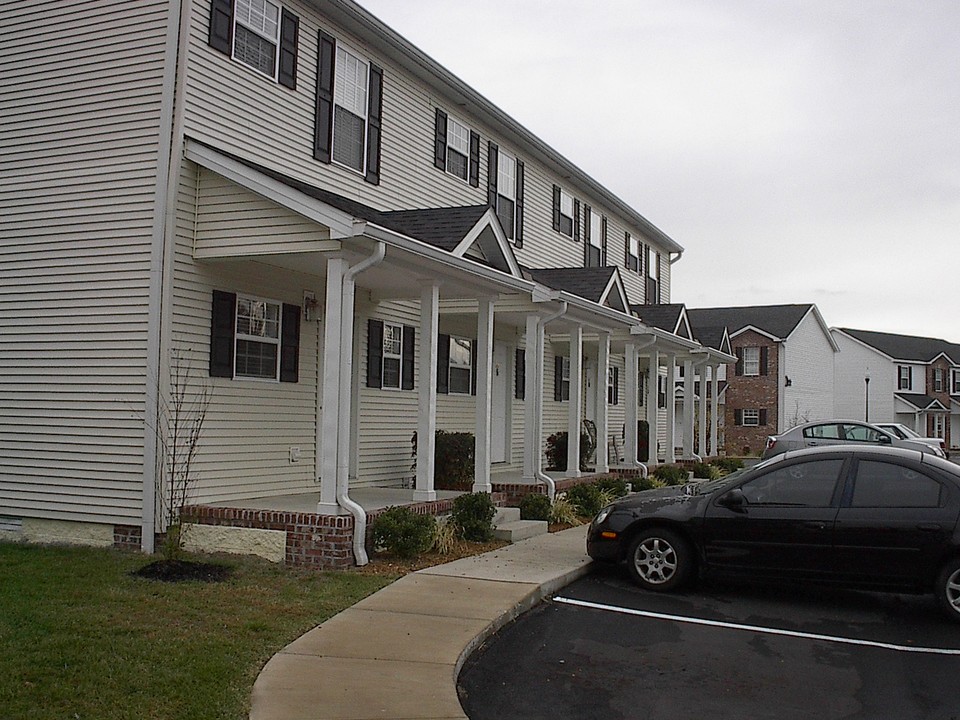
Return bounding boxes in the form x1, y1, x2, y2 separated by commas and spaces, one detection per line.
691, 462, 720, 480
411, 430, 475, 490
651, 464, 690, 486
371, 507, 436, 559
549, 494, 582, 526
544, 431, 595, 471
632, 474, 667, 491
710, 457, 744, 473
452, 492, 496, 542
519, 493, 552, 521
564, 483, 604, 517
596, 476, 629, 498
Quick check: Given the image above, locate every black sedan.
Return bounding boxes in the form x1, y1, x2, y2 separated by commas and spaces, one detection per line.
587, 445, 960, 621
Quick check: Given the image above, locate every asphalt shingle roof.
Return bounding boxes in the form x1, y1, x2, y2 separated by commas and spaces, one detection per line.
630, 303, 685, 334
839, 328, 960, 364
524, 266, 615, 304
686, 304, 813, 341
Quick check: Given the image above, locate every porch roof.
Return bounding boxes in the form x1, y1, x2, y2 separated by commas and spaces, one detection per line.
896, 393, 950, 411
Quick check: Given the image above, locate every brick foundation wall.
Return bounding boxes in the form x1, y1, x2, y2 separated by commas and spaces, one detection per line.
113, 524, 142, 551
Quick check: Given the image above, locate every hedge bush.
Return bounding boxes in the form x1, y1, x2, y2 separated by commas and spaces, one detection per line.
371, 507, 436, 559
691, 462, 720, 480
710, 457, 744, 473
596, 476, 629, 498
651, 464, 690, 486
544, 431, 595, 471
411, 430, 475, 490
564, 483, 604, 517
452, 492, 496, 542
519, 493, 551, 521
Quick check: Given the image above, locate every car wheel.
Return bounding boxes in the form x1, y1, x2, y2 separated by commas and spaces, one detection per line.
626, 527, 693, 592
936, 558, 960, 622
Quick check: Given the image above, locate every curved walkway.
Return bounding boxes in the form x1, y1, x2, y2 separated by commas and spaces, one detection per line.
249, 525, 591, 720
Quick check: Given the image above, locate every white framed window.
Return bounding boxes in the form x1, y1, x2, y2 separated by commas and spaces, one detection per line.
607, 367, 619, 405
332, 44, 369, 173
497, 152, 517, 239
235, 295, 281, 380
233, 0, 280, 79
446, 117, 471, 181
898, 365, 912, 390
381, 323, 404, 389
742, 347, 760, 377
952, 369, 960, 394
560, 357, 571, 401
933, 368, 944, 392
932, 414, 946, 439
559, 189, 575, 237
586, 211, 603, 267
449, 336, 472, 394
742, 409, 761, 426
627, 234, 640, 272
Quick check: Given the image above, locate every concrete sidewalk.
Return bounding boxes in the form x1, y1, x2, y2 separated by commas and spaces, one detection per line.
249, 525, 592, 720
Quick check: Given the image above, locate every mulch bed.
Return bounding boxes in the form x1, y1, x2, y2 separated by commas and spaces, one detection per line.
132, 559, 233, 583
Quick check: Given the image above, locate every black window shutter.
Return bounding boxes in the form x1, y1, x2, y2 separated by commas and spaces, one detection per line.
487, 142, 498, 207
470, 340, 478, 395
624, 231, 631, 268
734, 409, 743, 426
515, 160, 525, 248
515, 348, 525, 400
364, 64, 383, 184
366, 319, 383, 388
314, 30, 336, 163
613, 367, 619, 405
433, 108, 447, 170
573, 200, 581, 242
759, 409, 768, 425
209, 290, 236, 378
583, 206, 591, 266
554, 356, 563, 401
437, 333, 450, 394
278, 9, 299, 90
601, 217, 608, 266
208, 0, 234, 55
401, 324, 415, 390
908, 366, 912, 388
760, 346, 769, 376
734, 348, 743, 376
279, 303, 300, 382
551, 185, 561, 231
468, 131, 480, 187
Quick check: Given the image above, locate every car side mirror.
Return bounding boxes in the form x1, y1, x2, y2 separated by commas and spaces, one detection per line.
718, 488, 747, 512
878, 434, 892, 445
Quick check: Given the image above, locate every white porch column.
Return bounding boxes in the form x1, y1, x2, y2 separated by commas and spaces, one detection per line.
697, 363, 708, 457
415, 282, 440, 502
710, 364, 720, 456
665, 353, 677, 464
522, 314, 540, 482
646, 351, 660, 466
594, 332, 610, 473
318, 257, 347, 514
567, 324, 583, 477
682, 358, 695, 459
624, 342, 637, 466
473, 297, 495, 493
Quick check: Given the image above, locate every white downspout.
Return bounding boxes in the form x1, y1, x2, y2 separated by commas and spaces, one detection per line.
536, 301, 568, 500
338, 242, 386, 566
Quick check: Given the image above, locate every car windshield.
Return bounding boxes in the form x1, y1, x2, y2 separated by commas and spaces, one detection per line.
686, 467, 752, 495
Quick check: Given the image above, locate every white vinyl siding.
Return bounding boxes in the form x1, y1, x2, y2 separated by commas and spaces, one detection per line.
0, 0, 169, 524
779, 311, 836, 430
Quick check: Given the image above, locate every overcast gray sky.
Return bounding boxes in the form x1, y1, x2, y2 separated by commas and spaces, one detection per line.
355, 0, 960, 342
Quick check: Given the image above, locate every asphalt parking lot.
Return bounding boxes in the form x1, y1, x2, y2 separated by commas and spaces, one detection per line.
459, 565, 960, 720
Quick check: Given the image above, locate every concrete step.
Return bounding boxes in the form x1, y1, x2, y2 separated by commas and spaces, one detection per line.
492, 507, 521, 526
492, 519, 549, 543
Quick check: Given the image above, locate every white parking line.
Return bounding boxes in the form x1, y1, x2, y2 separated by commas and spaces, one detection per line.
553, 596, 960, 656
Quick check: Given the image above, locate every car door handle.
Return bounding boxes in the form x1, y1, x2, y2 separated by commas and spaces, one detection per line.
917, 523, 942, 532
803, 521, 828, 530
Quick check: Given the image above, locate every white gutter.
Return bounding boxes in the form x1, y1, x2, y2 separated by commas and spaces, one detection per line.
337, 241, 386, 566
535, 299, 568, 500
669, 251, 684, 265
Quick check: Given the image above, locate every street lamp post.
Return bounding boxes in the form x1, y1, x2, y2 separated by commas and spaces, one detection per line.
864, 372, 870, 422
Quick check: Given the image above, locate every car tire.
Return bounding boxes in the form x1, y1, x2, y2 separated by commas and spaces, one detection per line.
626, 527, 694, 592
936, 558, 960, 622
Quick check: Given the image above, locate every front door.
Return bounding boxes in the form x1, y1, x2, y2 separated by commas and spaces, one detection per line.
491, 344, 509, 463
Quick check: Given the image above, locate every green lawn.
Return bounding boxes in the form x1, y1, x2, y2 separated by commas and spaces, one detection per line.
0, 542, 396, 719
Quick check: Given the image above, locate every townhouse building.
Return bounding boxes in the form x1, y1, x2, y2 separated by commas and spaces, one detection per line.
832, 328, 959, 451
0, 0, 730, 566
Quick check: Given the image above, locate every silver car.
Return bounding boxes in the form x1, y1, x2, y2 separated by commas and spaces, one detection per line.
875, 422, 946, 454
763, 419, 946, 460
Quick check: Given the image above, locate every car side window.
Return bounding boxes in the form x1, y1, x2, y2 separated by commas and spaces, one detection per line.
739, 459, 844, 507
803, 424, 841, 440
851, 460, 942, 508
842, 424, 883, 443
